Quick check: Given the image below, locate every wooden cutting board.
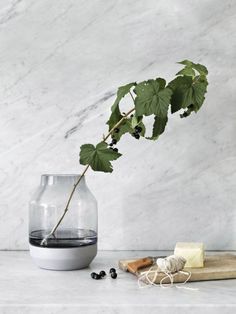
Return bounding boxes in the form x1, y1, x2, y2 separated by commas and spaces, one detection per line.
119, 254, 236, 283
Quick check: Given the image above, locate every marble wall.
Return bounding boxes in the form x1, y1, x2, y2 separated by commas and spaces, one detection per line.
0, 0, 235, 250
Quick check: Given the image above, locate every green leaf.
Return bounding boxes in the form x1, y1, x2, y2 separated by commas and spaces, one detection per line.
178, 60, 208, 76
146, 116, 168, 140
169, 75, 208, 115
176, 66, 195, 77
134, 78, 172, 117
192, 78, 208, 111
157, 88, 172, 116
192, 63, 208, 76
168, 76, 194, 113
107, 82, 136, 131
113, 82, 136, 109
106, 105, 123, 132
79, 142, 122, 173
178, 60, 193, 67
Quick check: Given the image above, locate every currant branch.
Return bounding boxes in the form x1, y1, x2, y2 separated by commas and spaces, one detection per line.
40, 106, 135, 245
41, 60, 208, 245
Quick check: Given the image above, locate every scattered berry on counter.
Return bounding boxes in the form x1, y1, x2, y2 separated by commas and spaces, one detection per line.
90, 272, 101, 280
109, 268, 116, 273
114, 128, 119, 133
99, 270, 106, 277
91, 272, 97, 279
94, 273, 101, 280
110, 272, 117, 279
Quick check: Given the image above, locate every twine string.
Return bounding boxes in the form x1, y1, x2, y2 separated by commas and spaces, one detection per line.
138, 255, 198, 290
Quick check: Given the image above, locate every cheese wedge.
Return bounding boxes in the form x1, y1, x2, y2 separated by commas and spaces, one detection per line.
174, 242, 205, 268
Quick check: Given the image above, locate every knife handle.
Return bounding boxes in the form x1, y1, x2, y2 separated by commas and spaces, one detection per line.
127, 257, 153, 274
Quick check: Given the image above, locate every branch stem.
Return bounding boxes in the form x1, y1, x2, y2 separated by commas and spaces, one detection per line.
103, 107, 135, 141
129, 91, 135, 103
40, 165, 90, 245
40, 107, 135, 246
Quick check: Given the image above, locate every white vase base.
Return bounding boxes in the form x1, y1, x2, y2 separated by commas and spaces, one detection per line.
29, 243, 97, 270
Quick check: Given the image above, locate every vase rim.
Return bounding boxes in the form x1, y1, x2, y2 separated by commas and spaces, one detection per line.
40, 174, 85, 186
41, 174, 83, 177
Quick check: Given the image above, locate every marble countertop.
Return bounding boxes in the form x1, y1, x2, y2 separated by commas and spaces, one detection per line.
0, 251, 235, 314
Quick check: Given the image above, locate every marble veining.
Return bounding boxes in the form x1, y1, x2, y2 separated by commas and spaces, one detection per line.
0, 0, 235, 250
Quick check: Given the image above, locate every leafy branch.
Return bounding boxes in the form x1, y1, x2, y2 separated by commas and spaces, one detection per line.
40, 106, 135, 245
41, 60, 208, 245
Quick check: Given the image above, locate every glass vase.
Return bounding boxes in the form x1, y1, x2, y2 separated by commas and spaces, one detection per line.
29, 174, 97, 270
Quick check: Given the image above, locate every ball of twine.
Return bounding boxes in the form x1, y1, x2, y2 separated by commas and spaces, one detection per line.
138, 254, 193, 289
156, 255, 186, 273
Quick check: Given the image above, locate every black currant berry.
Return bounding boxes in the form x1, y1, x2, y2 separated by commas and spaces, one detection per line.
109, 268, 116, 273
134, 133, 140, 139
130, 114, 134, 117
91, 272, 97, 279
111, 272, 117, 279
114, 128, 119, 133
99, 270, 106, 277
181, 112, 189, 118
109, 142, 113, 146
94, 273, 101, 280
112, 139, 117, 145
113, 148, 118, 152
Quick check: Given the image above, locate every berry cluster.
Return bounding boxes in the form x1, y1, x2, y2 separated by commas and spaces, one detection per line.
109, 137, 118, 153
132, 125, 142, 139
90, 268, 117, 280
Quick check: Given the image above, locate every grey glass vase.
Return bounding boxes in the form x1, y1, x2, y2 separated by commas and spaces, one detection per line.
29, 174, 97, 270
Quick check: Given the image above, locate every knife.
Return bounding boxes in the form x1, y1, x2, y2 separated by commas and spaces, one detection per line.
119, 256, 166, 274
